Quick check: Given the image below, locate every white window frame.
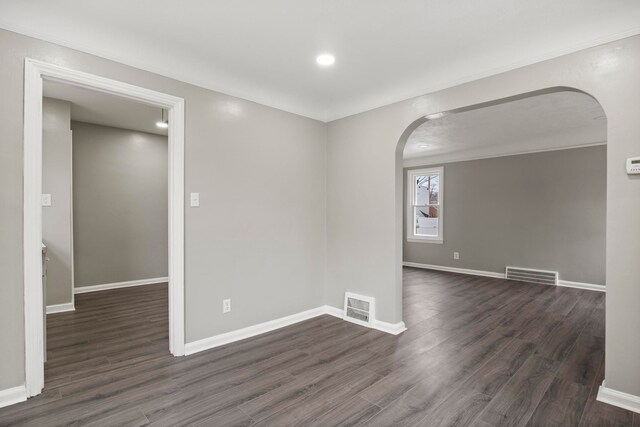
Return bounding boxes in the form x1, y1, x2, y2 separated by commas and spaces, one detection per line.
406, 166, 444, 244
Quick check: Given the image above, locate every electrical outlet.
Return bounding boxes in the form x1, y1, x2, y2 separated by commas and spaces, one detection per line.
223, 299, 231, 313
453, 252, 460, 260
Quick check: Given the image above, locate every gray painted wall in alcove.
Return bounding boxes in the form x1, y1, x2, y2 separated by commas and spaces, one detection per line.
404, 146, 606, 285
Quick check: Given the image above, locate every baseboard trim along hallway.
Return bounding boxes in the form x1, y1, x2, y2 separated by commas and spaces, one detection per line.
403, 261, 605, 292
185, 305, 407, 355
73, 277, 169, 294
45, 302, 75, 314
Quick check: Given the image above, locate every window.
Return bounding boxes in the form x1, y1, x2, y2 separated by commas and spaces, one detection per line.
407, 166, 443, 243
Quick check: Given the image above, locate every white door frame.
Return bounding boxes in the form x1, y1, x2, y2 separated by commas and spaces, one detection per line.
23, 58, 185, 397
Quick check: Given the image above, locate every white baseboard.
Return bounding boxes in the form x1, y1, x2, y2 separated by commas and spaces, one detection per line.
557, 279, 605, 292
185, 304, 408, 356
324, 304, 406, 335
403, 261, 505, 279
324, 305, 344, 318
46, 302, 75, 314
373, 319, 408, 335
185, 306, 328, 355
324, 305, 407, 335
74, 277, 169, 294
597, 381, 640, 414
403, 262, 605, 292
0, 385, 27, 409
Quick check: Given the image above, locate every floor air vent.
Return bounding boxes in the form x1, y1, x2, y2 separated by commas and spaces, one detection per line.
506, 266, 558, 286
343, 292, 375, 327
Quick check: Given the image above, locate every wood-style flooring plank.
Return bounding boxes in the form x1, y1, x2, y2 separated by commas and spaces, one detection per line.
477, 354, 560, 427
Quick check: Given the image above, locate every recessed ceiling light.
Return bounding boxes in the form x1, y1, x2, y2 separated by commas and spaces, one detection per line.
316, 53, 335, 66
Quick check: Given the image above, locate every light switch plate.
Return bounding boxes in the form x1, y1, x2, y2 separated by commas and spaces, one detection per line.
41, 194, 52, 207
190, 192, 200, 207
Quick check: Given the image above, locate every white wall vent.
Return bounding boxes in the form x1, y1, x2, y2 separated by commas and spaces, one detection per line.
506, 266, 558, 286
343, 292, 375, 327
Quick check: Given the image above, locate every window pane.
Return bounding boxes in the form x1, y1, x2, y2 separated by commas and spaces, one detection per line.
414, 206, 439, 236
415, 174, 440, 205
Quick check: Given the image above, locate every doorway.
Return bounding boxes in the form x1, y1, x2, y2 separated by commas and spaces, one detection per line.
23, 58, 185, 398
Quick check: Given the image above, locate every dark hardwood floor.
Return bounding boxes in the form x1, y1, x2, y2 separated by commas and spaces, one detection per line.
1, 268, 638, 426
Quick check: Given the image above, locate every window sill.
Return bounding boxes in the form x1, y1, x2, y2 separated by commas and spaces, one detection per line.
407, 237, 443, 244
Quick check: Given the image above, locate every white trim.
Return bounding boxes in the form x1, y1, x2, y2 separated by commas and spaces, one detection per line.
558, 279, 606, 292
403, 262, 605, 292
407, 237, 443, 244
597, 381, 640, 414
373, 319, 408, 335
167, 95, 186, 358
69, 128, 75, 311
73, 277, 169, 294
0, 385, 27, 409
403, 261, 506, 279
23, 58, 185, 398
46, 302, 75, 314
324, 305, 344, 318
185, 305, 408, 356
185, 307, 328, 355
406, 166, 444, 243
23, 56, 45, 398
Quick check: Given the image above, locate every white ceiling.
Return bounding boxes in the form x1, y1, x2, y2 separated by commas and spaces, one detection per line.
403, 91, 606, 166
2, 1, 640, 121
44, 80, 167, 136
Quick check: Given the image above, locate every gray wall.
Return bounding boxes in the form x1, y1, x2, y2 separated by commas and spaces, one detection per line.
71, 121, 168, 288
0, 29, 326, 391
326, 36, 640, 397
42, 98, 73, 306
404, 146, 606, 285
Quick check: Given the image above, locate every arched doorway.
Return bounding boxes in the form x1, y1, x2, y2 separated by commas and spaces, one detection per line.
389, 87, 610, 424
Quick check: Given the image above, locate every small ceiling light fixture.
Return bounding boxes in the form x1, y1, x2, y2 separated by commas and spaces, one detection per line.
156, 109, 168, 128
316, 53, 335, 66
